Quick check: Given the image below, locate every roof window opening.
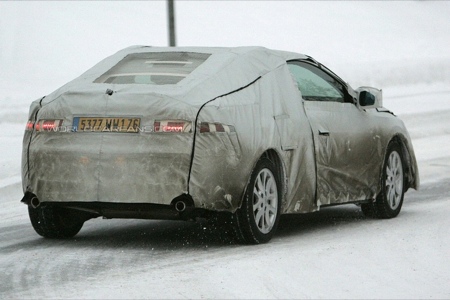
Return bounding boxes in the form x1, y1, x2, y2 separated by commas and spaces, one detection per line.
94, 52, 210, 85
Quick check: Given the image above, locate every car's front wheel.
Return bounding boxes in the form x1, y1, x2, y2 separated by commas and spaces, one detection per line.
28, 205, 85, 238
362, 141, 405, 219
234, 158, 281, 244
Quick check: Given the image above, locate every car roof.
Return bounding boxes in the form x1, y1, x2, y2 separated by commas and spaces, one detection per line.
121, 45, 307, 60
42, 46, 309, 106
80, 45, 309, 82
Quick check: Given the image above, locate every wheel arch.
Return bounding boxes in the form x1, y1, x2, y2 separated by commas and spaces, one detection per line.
239, 148, 287, 211
385, 134, 416, 191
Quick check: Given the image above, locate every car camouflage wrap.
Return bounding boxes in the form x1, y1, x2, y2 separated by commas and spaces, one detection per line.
21, 46, 419, 217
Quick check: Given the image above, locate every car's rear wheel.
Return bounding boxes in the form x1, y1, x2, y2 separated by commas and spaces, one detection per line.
28, 205, 85, 238
362, 141, 405, 219
234, 158, 281, 244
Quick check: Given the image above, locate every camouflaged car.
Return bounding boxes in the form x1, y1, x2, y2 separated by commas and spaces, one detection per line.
21, 46, 419, 244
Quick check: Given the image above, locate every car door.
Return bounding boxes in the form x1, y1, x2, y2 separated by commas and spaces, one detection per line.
287, 61, 380, 206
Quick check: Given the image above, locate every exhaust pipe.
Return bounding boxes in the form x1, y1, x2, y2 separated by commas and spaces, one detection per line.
174, 200, 186, 212
30, 197, 41, 208
171, 194, 195, 219
21, 192, 41, 208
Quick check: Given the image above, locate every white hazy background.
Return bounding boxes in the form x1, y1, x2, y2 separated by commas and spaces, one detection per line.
1, 1, 449, 107
1, 2, 450, 299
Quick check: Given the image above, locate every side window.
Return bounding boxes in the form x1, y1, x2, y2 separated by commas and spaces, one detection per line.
287, 61, 345, 102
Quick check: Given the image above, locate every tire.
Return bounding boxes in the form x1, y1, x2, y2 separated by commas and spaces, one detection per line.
28, 205, 85, 238
362, 141, 405, 219
234, 158, 282, 244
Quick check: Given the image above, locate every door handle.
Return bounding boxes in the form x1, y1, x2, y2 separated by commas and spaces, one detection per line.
319, 130, 330, 136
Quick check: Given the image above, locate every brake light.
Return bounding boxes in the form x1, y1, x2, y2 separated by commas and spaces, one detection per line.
25, 121, 34, 131
35, 120, 64, 132
199, 122, 235, 133
154, 120, 192, 133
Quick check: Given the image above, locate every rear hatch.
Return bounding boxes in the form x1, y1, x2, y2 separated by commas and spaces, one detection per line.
25, 84, 198, 205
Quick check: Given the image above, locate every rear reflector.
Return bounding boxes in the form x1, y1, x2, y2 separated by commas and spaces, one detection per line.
154, 120, 192, 133
199, 122, 235, 133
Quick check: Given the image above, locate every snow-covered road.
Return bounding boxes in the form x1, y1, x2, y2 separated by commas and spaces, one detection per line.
1, 83, 449, 299
1, 181, 449, 299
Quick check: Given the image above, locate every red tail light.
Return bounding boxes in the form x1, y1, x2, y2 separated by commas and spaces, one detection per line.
154, 120, 192, 133
25, 121, 34, 131
199, 122, 235, 133
34, 120, 64, 132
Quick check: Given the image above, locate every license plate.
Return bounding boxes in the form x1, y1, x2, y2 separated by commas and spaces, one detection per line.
73, 117, 141, 133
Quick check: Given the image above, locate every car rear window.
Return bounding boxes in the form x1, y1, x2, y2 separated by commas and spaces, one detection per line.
94, 52, 211, 85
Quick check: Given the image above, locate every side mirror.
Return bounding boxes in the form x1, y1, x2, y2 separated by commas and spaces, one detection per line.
359, 91, 375, 106
356, 86, 382, 109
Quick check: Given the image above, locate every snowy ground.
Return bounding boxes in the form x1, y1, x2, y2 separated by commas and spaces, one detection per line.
0, 82, 449, 299
1, 1, 449, 298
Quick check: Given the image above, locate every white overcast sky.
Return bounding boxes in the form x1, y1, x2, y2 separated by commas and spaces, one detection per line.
0, 1, 449, 104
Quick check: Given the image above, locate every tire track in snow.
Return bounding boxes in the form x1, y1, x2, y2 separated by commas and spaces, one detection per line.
1, 178, 449, 299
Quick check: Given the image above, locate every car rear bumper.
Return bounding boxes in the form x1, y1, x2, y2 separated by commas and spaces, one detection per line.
23, 132, 192, 205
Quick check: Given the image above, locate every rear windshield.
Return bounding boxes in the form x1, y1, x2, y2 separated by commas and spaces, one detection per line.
94, 52, 211, 85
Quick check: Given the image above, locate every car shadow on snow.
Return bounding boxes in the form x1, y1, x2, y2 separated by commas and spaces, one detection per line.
276, 204, 368, 239
1, 188, 426, 255
6, 203, 390, 252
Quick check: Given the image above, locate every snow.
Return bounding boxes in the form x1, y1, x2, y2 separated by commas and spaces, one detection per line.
1, 1, 450, 299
